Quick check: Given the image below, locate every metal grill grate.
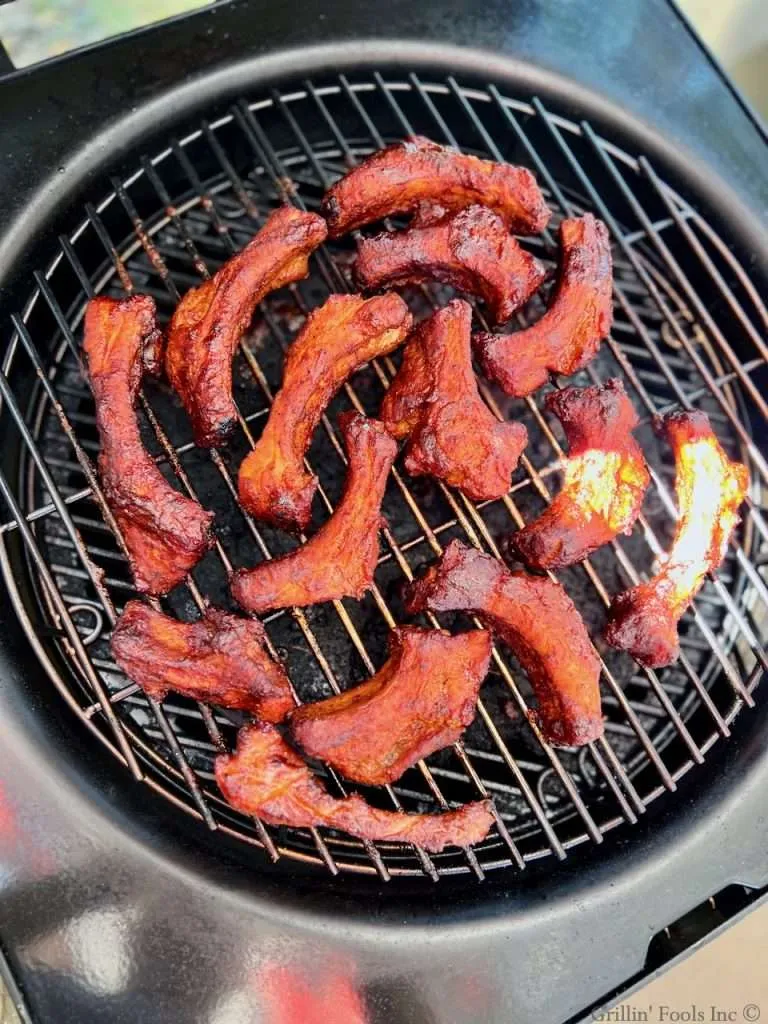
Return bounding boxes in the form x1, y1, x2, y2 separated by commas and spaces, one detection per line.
0, 73, 766, 880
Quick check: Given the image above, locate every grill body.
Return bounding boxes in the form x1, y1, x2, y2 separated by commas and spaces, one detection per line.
0, 2, 767, 1022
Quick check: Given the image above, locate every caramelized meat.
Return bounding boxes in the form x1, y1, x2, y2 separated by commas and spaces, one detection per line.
111, 601, 293, 722
381, 300, 528, 500
232, 413, 396, 613
405, 540, 603, 746
238, 293, 411, 532
166, 206, 327, 447
216, 722, 494, 852
84, 296, 214, 595
321, 135, 551, 238
512, 379, 649, 569
355, 206, 546, 324
475, 214, 613, 396
290, 626, 492, 786
605, 411, 749, 668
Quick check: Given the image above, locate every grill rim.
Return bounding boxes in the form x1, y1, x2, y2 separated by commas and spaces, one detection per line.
0, 104, 761, 877
0, 44, 766, 911
0, 598, 767, 926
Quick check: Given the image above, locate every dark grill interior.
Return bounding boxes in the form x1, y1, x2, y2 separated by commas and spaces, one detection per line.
0, 74, 766, 881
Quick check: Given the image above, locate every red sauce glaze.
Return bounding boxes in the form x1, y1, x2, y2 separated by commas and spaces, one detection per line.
216, 721, 495, 852
290, 626, 491, 785
381, 299, 527, 501
475, 214, 613, 396
238, 293, 411, 533
232, 412, 397, 613
166, 206, 327, 447
321, 135, 550, 237
111, 601, 294, 722
405, 540, 603, 746
83, 295, 213, 595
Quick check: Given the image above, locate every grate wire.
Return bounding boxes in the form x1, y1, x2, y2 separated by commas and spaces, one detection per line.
0, 74, 765, 878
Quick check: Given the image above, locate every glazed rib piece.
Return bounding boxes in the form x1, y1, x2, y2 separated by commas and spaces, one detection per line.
84, 295, 214, 595
605, 411, 749, 668
238, 293, 411, 532
355, 206, 546, 324
111, 601, 294, 723
290, 626, 492, 786
166, 206, 327, 447
475, 214, 613, 396
512, 379, 649, 569
405, 540, 603, 746
216, 722, 495, 852
380, 300, 528, 501
232, 413, 396, 613
321, 135, 551, 238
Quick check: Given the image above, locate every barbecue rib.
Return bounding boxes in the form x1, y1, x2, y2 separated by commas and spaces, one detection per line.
111, 601, 294, 722
512, 379, 649, 569
289, 626, 492, 786
605, 411, 749, 668
165, 206, 327, 447
83, 295, 214, 595
232, 413, 396, 613
380, 300, 528, 500
216, 722, 495, 852
238, 293, 411, 532
321, 135, 551, 238
355, 206, 546, 324
405, 540, 603, 746
475, 214, 613, 396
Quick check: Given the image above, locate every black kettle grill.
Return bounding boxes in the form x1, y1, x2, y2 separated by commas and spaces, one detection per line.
0, 1, 766, 1022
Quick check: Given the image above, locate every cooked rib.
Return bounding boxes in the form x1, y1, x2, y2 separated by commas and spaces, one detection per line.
475, 214, 613, 396
380, 299, 528, 501
512, 379, 649, 569
83, 295, 214, 595
605, 411, 749, 668
232, 412, 396, 613
289, 626, 492, 785
111, 601, 293, 722
355, 206, 546, 324
321, 135, 551, 237
238, 293, 411, 532
216, 722, 495, 852
165, 206, 327, 447
405, 540, 603, 746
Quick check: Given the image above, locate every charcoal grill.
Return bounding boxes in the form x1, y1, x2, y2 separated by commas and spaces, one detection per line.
0, 1, 766, 1022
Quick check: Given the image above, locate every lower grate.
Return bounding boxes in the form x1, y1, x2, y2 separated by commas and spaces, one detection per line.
0, 73, 766, 880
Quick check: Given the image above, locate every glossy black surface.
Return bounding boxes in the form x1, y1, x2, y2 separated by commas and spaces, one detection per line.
0, 1, 766, 1022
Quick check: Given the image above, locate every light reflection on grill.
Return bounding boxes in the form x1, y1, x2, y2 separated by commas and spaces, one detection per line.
0, 74, 765, 880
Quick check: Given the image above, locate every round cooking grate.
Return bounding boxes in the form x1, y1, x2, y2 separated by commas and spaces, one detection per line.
0, 74, 765, 880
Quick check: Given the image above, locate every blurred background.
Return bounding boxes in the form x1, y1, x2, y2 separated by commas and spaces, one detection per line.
683, 0, 768, 117
0, 0, 765, 118
0, 0, 210, 66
